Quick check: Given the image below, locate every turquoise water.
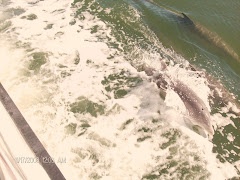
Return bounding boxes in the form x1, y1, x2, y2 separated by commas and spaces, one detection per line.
0, 0, 240, 179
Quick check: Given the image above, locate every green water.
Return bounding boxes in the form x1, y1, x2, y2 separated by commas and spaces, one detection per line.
130, 0, 240, 100
130, 1, 240, 172
1, 0, 239, 178
159, 0, 240, 54
72, 0, 240, 177
89, 0, 240, 99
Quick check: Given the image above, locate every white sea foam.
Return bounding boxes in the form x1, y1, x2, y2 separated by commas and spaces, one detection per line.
0, 0, 239, 179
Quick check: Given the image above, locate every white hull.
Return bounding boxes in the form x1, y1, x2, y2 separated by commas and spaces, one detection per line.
0, 103, 50, 180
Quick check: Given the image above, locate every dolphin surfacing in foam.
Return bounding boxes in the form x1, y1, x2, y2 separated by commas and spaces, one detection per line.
143, 66, 214, 136
170, 80, 214, 136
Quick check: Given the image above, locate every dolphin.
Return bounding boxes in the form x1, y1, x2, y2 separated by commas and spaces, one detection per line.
179, 13, 195, 27
170, 79, 214, 136
178, 13, 239, 62
187, 64, 240, 114
133, 0, 240, 65
143, 66, 214, 136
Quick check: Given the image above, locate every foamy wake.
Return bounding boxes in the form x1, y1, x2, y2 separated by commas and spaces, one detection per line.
0, 0, 239, 179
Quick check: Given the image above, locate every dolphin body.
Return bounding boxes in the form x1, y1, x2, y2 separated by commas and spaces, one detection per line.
188, 64, 240, 114
143, 66, 214, 136
134, 0, 239, 65
178, 13, 239, 62
170, 79, 214, 136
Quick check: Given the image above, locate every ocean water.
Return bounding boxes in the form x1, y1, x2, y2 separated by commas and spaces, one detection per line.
0, 0, 239, 179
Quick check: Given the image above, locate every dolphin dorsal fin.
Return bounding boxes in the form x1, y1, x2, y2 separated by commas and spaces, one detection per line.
181, 13, 195, 26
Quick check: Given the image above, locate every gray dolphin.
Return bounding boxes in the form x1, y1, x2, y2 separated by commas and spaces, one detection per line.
143, 66, 214, 136
179, 13, 194, 27
188, 64, 240, 114
170, 79, 214, 136
135, 0, 239, 62
178, 13, 239, 62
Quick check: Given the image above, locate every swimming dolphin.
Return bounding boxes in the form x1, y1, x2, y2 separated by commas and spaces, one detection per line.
179, 13, 194, 26
134, 0, 239, 64
178, 13, 239, 62
143, 66, 214, 136
170, 79, 214, 136
188, 64, 240, 114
